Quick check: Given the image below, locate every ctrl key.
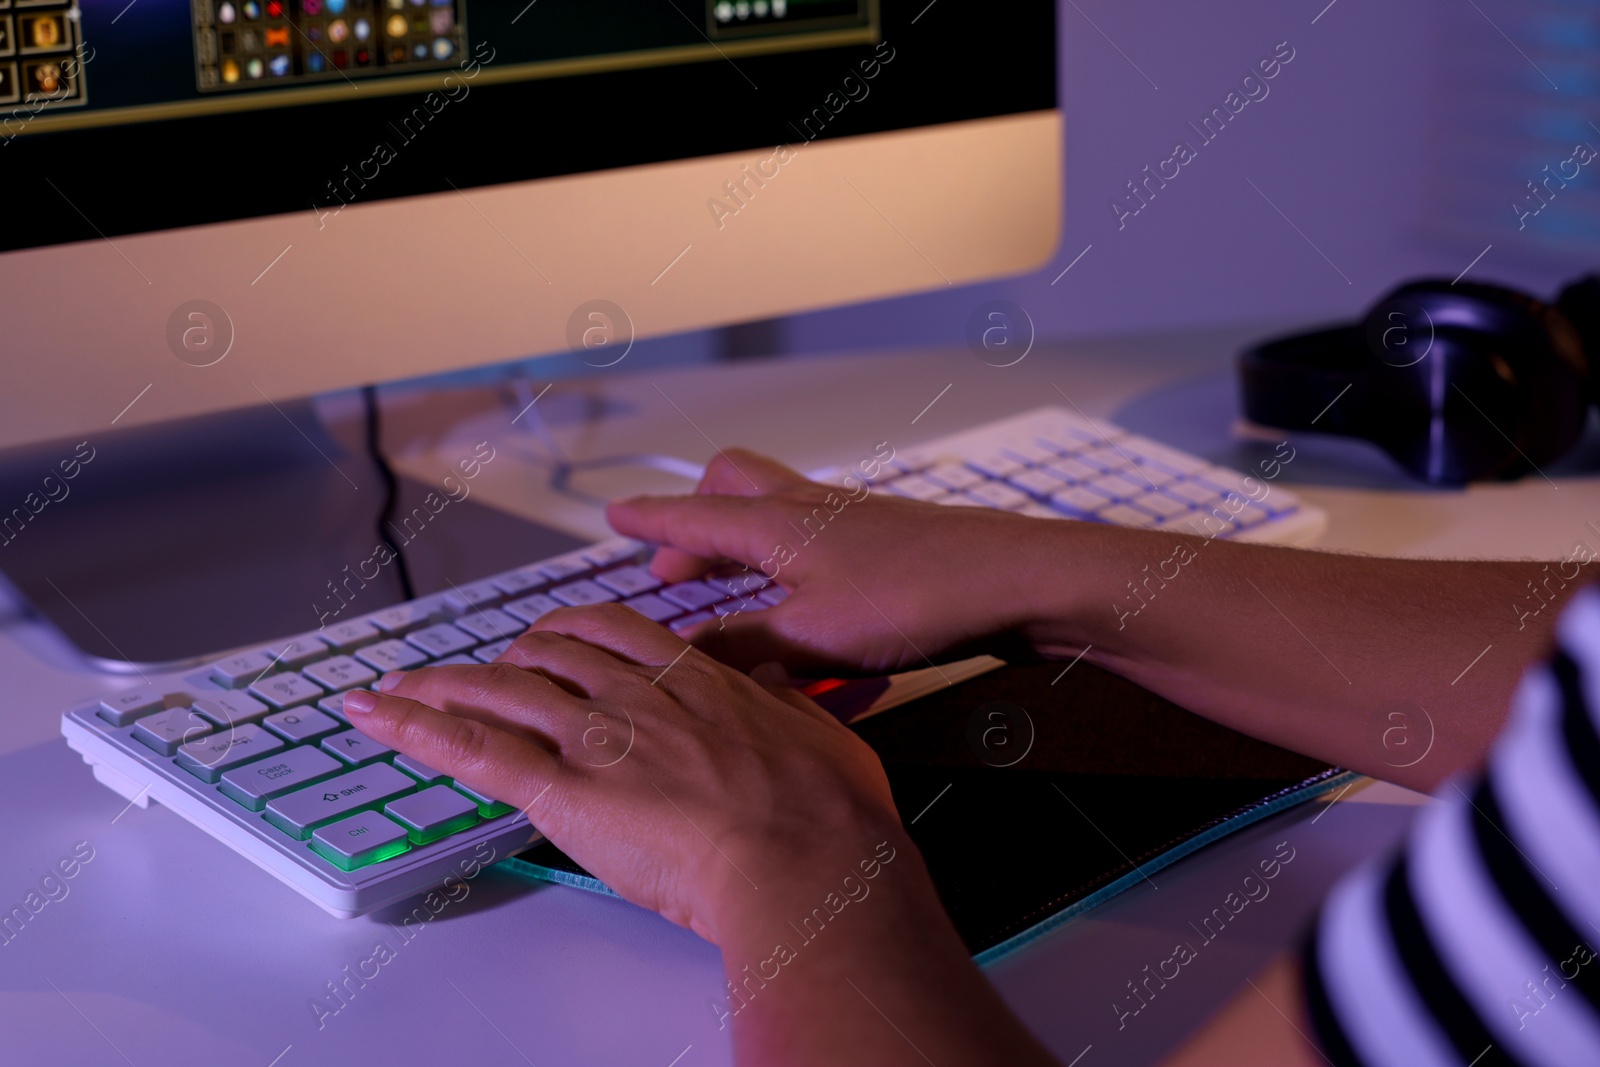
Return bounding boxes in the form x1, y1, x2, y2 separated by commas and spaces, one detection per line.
310, 810, 411, 872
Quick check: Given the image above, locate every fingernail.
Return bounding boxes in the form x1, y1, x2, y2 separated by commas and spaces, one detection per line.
376, 671, 407, 693
344, 690, 377, 714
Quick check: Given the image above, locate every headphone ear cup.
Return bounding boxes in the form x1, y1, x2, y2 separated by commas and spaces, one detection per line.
1361, 280, 1589, 483
1556, 273, 1600, 405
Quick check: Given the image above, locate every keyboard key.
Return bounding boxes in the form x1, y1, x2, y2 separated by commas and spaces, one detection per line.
1006, 468, 1065, 497
1015, 502, 1064, 520
1233, 502, 1272, 529
1123, 437, 1210, 474
219, 746, 343, 811
622, 593, 683, 622
266, 634, 329, 670
537, 557, 592, 582
317, 692, 358, 722
473, 639, 514, 662
263, 707, 343, 744
1090, 473, 1151, 501
595, 565, 663, 597
549, 579, 618, 607
964, 481, 1030, 509
942, 495, 987, 508
1128, 463, 1180, 488
248, 672, 326, 710
705, 572, 771, 597
490, 569, 548, 598
582, 541, 642, 567
1050, 486, 1113, 516
966, 453, 1024, 478
924, 463, 984, 490
1000, 441, 1056, 465
210, 651, 277, 689
660, 581, 723, 611
503, 593, 564, 626
406, 623, 477, 658
385, 785, 480, 845
1098, 503, 1160, 528
98, 688, 166, 727
1127, 491, 1192, 519
322, 729, 395, 767
317, 620, 381, 653
395, 754, 450, 784
454, 608, 523, 642
886, 474, 949, 502
453, 781, 515, 818
310, 810, 412, 871
132, 707, 213, 756
714, 596, 768, 617
175, 723, 286, 783
1165, 481, 1224, 507
430, 654, 480, 667
1043, 457, 1102, 483
668, 610, 715, 634
263, 762, 416, 840
357, 639, 432, 674
192, 691, 271, 728
371, 603, 436, 636
443, 581, 503, 614
756, 586, 789, 606
303, 655, 380, 693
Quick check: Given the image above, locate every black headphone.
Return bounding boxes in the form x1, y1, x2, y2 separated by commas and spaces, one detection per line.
1239, 273, 1598, 484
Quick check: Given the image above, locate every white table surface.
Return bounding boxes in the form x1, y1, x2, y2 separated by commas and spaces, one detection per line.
4, 323, 1590, 1066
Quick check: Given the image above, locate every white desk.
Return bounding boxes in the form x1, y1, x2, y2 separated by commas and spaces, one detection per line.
3, 325, 1587, 1066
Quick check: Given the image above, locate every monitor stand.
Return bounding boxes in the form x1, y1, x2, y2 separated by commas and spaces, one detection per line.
0, 398, 587, 672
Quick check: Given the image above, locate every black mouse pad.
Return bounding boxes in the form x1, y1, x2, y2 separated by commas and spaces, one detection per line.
506, 661, 1349, 961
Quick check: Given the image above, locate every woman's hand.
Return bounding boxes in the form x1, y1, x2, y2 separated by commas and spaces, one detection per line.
605, 448, 1057, 675
344, 602, 905, 944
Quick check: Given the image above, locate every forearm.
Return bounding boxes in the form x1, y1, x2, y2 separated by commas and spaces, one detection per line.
1010, 518, 1580, 791
714, 828, 1056, 1067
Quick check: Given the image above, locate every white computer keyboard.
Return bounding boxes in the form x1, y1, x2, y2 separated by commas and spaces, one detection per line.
60, 406, 1325, 917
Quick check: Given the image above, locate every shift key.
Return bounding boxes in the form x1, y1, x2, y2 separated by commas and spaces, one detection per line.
264, 763, 416, 841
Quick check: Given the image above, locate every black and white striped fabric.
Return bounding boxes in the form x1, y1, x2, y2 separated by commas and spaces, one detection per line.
1304, 588, 1600, 1067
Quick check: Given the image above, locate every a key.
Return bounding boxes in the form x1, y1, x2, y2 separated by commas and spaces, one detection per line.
395, 754, 450, 784
595, 566, 663, 598
316, 620, 381, 653
443, 581, 502, 614
98, 688, 166, 727
263, 762, 416, 840
967, 453, 1025, 478
370, 602, 436, 636
1000, 441, 1056, 465
175, 723, 286, 783
385, 785, 480, 845
621, 594, 682, 622
453, 781, 515, 818
491, 569, 548, 598
310, 811, 412, 871
405, 623, 477, 658
267, 634, 329, 670
537, 557, 591, 583
192, 691, 270, 728
1043, 457, 1102, 484
705, 572, 771, 597
965, 481, 1030, 509
317, 692, 358, 722
302, 655, 380, 693
219, 746, 343, 811
668, 610, 715, 634
322, 729, 394, 766
886, 474, 949, 502
430, 654, 480, 667
1164, 481, 1224, 507
473, 639, 514, 662
503, 593, 564, 625
210, 651, 277, 689
757, 586, 789, 606
1091, 473, 1151, 501
714, 596, 768, 617
1128, 491, 1191, 519
550, 579, 618, 607
263, 707, 343, 744
924, 463, 984, 490
660, 581, 723, 612
357, 639, 431, 674
1098, 503, 1159, 528
454, 608, 522, 642
1050, 486, 1112, 516
582, 541, 641, 568
1007, 468, 1066, 497
132, 707, 213, 756
248, 672, 326, 710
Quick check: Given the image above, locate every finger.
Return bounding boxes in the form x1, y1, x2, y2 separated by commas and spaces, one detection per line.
525, 602, 691, 668
698, 448, 810, 496
380, 661, 578, 739
605, 494, 779, 579
345, 689, 565, 812
497, 624, 655, 689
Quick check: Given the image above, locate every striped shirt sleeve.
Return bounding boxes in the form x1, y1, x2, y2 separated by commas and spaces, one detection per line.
1303, 586, 1600, 1067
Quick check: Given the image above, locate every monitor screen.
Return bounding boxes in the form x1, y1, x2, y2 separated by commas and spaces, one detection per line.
1, 0, 1055, 253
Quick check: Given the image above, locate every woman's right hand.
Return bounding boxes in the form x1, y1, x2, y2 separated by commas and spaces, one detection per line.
605, 448, 1058, 676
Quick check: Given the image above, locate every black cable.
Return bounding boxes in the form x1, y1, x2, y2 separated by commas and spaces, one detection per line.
361, 384, 416, 602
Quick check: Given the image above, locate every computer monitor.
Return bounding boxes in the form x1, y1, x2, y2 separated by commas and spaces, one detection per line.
0, 0, 1059, 664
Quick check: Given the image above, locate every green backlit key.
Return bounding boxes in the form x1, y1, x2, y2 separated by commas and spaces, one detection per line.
385, 786, 479, 845
219, 745, 343, 811
263, 762, 415, 840
310, 810, 411, 871
453, 781, 515, 818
